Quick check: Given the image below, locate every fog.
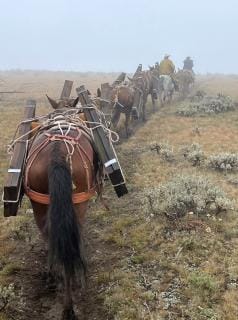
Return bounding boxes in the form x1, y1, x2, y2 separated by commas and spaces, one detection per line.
0, 0, 237, 73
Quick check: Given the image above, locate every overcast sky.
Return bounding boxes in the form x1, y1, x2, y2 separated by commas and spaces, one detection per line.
0, 0, 237, 73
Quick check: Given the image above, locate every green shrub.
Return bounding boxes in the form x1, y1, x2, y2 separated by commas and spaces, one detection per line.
207, 153, 238, 171
142, 174, 233, 217
190, 90, 206, 102
188, 272, 219, 303
0, 283, 15, 311
9, 215, 31, 241
176, 94, 235, 117
150, 141, 175, 162
180, 143, 205, 166
227, 175, 238, 186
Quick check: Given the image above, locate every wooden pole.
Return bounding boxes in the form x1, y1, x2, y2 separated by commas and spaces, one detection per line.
3, 100, 36, 216
76, 86, 128, 197
133, 64, 142, 79
112, 72, 126, 87
60, 80, 73, 99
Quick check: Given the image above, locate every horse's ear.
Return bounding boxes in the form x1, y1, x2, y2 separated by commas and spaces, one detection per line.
97, 88, 101, 97
127, 76, 133, 82
72, 96, 79, 108
46, 95, 59, 109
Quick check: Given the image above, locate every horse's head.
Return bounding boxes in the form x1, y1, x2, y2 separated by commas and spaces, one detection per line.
46, 95, 79, 109
128, 72, 145, 91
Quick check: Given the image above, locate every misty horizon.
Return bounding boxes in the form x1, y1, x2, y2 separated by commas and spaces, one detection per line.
0, 0, 237, 74
1, 69, 238, 76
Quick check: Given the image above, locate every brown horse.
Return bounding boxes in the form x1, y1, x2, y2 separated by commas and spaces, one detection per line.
175, 69, 195, 98
110, 85, 134, 137
128, 69, 159, 119
24, 98, 102, 319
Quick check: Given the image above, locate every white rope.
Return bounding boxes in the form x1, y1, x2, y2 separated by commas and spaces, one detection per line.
7, 124, 41, 154
7, 107, 120, 153
91, 97, 111, 104
113, 100, 126, 109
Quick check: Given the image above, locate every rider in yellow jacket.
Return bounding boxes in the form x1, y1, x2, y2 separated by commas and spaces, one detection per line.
159, 54, 175, 75
159, 54, 178, 90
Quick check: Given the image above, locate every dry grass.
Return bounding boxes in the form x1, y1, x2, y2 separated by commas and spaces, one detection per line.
1, 72, 238, 319
196, 74, 238, 100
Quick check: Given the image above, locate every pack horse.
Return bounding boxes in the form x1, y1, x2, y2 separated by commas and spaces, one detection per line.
128, 65, 159, 119
3, 81, 128, 319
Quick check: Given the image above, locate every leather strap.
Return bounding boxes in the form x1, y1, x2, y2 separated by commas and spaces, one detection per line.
25, 186, 96, 205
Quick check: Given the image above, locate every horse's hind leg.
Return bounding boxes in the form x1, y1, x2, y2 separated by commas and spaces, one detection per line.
125, 112, 132, 138
151, 95, 156, 112
159, 93, 163, 108
142, 96, 147, 121
169, 90, 173, 103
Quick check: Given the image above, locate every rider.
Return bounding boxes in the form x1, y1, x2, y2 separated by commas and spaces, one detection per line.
159, 54, 175, 75
183, 56, 194, 72
159, 54, 179, 91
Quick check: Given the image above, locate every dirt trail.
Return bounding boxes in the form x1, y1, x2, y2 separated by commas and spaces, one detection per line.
9, 223, 117, 320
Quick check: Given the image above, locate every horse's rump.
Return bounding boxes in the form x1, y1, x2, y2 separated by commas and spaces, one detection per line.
176, 70, 195, 96
24, 124, 98, 206
177, 69, 194, 81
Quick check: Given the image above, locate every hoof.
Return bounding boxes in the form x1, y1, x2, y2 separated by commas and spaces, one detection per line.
126, 129, 132, 138
46, 276, 57, 291
62, 307, 77, 320
43, 271, 57, 291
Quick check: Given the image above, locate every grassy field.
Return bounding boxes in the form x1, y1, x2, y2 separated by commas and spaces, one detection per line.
0, 72, 238, 320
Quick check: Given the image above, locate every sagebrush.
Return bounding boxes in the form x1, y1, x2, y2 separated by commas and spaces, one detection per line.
176, 93, 235, 117
180, 143, 205, 166
150, 141, 175, 162
142, 174, 233, 217
207, 153, 238, 171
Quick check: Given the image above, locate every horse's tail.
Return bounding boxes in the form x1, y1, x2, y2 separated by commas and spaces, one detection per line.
48, 142, 86, 280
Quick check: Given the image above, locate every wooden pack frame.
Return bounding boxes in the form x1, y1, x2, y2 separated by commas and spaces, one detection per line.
60, 80, 73, 99
133, 64, 143, 79
3, 100, 36, 217
76, 85, 128, 198
112, 72, 126, 87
